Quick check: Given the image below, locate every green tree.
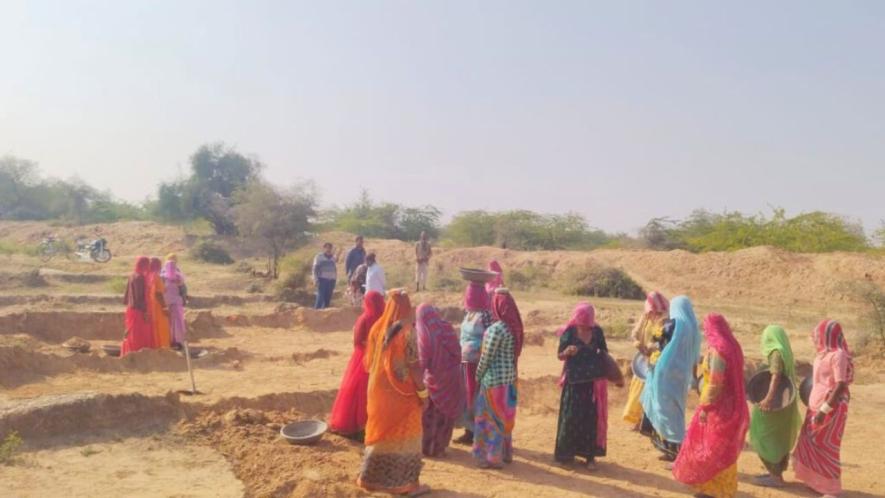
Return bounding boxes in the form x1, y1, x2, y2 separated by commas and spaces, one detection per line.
233, 182, 316, 278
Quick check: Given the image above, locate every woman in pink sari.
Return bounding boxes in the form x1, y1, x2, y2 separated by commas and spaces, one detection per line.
792, 320, 854, 498
673, 313, 749, 498
161, 254, 187, 348
329, 291, 386, 438
416, 303, 464, 457
120, 256, 154, 356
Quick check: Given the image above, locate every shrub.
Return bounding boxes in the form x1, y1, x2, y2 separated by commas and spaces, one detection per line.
190, 240, 234, 265
21, 269, 48, 288
841, 279, 885, 347
0, 431, 22, 465
508, 263, 552, 291
561, 265, 645, 300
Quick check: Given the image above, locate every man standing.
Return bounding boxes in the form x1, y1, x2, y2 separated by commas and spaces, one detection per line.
415, 231, 432, 292
364, 252, 386, 295
345, 235, 366, 281
312, 242, 339, 309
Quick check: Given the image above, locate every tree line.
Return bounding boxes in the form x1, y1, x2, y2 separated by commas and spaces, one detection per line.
2, 145, 884, 266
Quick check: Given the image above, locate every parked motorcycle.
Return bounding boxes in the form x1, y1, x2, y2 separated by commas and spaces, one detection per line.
69, 236, 113, 263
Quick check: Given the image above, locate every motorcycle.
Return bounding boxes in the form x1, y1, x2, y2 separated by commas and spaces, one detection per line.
68, 237, 113, 263
38, 235, 64, 262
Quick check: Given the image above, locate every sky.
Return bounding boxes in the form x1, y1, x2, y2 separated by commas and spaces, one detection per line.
1, 1, 883, 233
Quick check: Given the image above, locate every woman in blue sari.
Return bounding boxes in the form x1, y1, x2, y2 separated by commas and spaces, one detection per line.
640, 295, 701, 461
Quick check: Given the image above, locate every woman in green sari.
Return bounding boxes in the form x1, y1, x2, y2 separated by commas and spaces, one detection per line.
750, 325, 803, 488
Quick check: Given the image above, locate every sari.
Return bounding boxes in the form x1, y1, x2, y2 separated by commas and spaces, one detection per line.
161, 257, 187, 345
673, 314, 749, 498
792, 320, 854, 496
555, 303, 609, 463
120, 256, 154, 356
473, 289, 521, 467
749, 325, 802, 475
147, 257, 171, 349
623, 291, 669, 426
358, 290, 424, 494
416, 303, 464, 457
329, 291, 385, 436
459, 282, 492, 434
641, 296, 700, 458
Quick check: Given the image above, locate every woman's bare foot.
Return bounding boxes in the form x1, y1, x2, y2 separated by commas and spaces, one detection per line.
407, 484, 431, 497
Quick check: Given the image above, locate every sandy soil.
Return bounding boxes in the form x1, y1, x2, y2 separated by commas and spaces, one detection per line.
2, 221, 885, 497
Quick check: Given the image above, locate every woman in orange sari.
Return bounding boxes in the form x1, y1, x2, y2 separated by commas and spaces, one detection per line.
148, 257, 171, 348
358, 290, 430, 496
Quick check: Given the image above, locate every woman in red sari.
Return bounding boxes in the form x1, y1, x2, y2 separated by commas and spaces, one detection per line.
792, 320, 854, 498
329, 290, 385, 438
673, 313, 749, 498
120, 256, 154, 356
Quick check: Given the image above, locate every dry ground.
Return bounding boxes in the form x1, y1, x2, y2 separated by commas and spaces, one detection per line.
1, 221, 883, 498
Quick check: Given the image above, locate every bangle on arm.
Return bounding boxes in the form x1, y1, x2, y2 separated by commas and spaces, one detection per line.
819, 401, 833, 414
416, 388, 429, 399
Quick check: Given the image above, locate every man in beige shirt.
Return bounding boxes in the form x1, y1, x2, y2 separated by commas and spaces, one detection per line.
415, 231, 432, 292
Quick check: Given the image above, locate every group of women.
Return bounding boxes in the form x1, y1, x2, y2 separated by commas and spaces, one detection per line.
624, 291, 853, 498
120, 254, 187, 356
326, 258, 853, 498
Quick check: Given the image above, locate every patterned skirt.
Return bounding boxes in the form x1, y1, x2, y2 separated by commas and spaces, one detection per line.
358, 438, 423, 494
460, 362, 479, 431
792, 402, 848, 496
472, 383, 517, 466
692, 463, 737, 498
556, 380, 606, 462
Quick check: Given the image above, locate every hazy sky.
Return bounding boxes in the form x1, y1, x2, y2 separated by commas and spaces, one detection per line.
1, 1, 883, 233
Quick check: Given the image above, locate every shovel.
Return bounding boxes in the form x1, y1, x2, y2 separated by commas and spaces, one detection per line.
178, 340, 203, 396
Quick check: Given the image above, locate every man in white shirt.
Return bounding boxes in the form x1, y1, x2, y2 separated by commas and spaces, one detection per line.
364, 252, 386, 295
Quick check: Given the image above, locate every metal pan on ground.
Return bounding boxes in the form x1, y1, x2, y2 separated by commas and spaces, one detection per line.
631, 352, 650, 381
459, 267, 499, 283
799, 376, 813, 407
280, 420, 328, 445
178, 347, 209, 359
102, 344, 121, 357
746, 370, 796, 410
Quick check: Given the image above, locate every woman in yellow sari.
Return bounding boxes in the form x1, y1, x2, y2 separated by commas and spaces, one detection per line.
623, 291, 669, 429
358, 289, 430, 496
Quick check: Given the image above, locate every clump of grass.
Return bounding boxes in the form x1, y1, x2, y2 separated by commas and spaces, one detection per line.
79, 447, 101, 457
0, 431, 23, 465
190, 239, 234, 265
107, 276, 128, 295
560, 264, 645, 300
508, 263, 551, 291
0, 240, 35, 257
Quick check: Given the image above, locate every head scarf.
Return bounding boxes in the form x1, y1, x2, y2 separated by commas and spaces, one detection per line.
485, 260, 505, 294
364, 289, 412, 373
149, 257, 162, 274
464, 281, 490, 312
492, 289, 525, 361
814, 319, 854, 384
644, 291, 669, 315
749, 325, 803, 465
353, 291, 385, 347
557, 302, 596, 336
641, 295, 701, 443
134, 256, 150, 275
673, 313, 749, 485
416, 303, 464, 418
161, 259, 184, 284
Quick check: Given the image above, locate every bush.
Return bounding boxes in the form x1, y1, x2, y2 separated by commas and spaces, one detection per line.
0, 431, 22, 465
841, 279, 885, 347
561, 265, 645, 300
508, 263, 553, 291
445, 210, 612, 251
321, 190, 442, 241
190, 240, 234, 265
21, 269, 48, 288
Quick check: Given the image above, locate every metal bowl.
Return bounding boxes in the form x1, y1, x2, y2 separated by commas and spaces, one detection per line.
459, 267, 499, 283
631, 351, 649, 381
604, 353, 625, 386
799, 376, 813, 407
280, 420, 327, 445
746, 370, 796, 410
102, 344, 121, 357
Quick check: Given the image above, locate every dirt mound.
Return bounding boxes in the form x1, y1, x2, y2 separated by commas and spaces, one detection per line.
291, 348, 339, 364
292, 307, 361, 332
0, 220, 190, 258
178, 407, 363, 498
0, 310, 227, 343
0, 392, 184, 443
0, 345, 250, 388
